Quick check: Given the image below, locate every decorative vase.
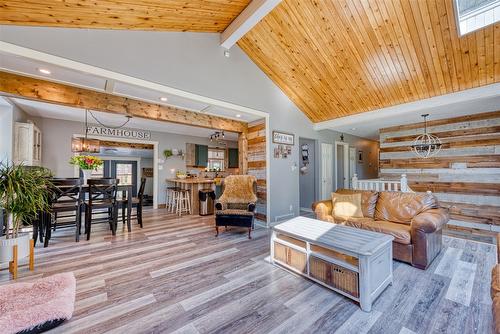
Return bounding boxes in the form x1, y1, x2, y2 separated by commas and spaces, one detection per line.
0, 232, 31, 263
81, 169, 92, 185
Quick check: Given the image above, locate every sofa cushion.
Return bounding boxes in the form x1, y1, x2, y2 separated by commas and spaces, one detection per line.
336, 189, 379, 218
335, 216, 375, 228
359, 220, 412, 245
331, 193, 363, 218
374, 191, 439, 225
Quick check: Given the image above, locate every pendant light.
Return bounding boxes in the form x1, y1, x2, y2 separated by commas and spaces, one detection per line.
71, 109, 100, 153
410, 114, 442, 158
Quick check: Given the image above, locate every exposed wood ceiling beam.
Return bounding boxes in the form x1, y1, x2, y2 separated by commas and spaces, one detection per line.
220, 0, 282, 49
99, 140, 154, 150
0, 71, 247, 133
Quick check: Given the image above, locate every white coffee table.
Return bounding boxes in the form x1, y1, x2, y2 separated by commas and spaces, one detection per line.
270, 216, 394, 312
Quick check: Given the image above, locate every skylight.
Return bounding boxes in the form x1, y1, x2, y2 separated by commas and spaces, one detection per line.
455, 0, 500, 35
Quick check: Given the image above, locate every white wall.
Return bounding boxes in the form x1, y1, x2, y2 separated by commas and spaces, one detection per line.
29, 117, 237, 204
0, 27, 379, 221
0, 98, 28, 163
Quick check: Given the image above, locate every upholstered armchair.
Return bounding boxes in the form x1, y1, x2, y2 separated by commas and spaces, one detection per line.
215, 175, 258, 239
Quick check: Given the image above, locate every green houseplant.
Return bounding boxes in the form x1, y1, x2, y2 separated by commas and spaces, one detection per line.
0, 163, 52, 239
0, 163, 52, 272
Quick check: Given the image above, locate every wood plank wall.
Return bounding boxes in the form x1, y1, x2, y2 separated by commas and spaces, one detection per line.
379, 111, 500, 231
247, 120, 267, 222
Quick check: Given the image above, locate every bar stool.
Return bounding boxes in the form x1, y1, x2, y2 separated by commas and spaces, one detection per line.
166, 186, 180, 212
174, 189, 191, 216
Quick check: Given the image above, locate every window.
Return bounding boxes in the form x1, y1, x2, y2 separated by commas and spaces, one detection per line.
115, 163, 133, 185
455, 0, 500, 36
208, 148, 225, 171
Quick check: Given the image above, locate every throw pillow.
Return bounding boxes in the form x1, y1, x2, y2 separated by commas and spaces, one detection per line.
331, 193, 364, 218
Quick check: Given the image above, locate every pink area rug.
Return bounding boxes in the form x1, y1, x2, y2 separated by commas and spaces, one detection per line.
0, 272, 76, 334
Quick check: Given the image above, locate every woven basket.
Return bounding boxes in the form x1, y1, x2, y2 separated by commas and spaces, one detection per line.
273, 242, 307, 273
310, 255, 359, 297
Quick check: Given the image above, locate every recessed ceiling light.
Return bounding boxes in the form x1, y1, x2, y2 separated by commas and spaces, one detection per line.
38, 68, 51, 75
159, 97, 168, 102
236, 114, 241, 118
351, 127, 356, 130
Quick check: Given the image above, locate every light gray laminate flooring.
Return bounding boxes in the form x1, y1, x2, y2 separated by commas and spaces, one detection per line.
0, 209, 494, 333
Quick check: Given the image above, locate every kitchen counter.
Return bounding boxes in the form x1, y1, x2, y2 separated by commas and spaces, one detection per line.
166, 178, 216, 184
166, 178, 217, 215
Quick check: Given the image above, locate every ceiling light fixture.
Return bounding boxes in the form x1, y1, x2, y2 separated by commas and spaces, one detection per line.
224, 50, 231, 58
209, 131, 225, 142
71, 109, 100, 153
236, 114, 241, 118
38, 68, 51, 75
159, 97, 168, 102
89, 110, 132, 129
410, 114, 442, 158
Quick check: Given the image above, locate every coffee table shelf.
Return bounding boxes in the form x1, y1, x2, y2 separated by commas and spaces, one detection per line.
271, 216, 394, 312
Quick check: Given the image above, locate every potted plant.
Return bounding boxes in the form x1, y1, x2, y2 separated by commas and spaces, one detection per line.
163, 149, 173, 159
0, 163, 52, 275
69, 155, 103, 185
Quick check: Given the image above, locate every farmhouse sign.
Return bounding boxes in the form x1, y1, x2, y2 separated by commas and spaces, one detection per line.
87, 126, 151, 140
273, 130, 294, 145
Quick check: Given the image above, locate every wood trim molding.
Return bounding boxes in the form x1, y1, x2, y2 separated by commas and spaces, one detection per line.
0, 71, 247, 133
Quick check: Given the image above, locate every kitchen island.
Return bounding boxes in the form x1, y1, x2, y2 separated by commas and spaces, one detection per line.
166, 178, 217, 215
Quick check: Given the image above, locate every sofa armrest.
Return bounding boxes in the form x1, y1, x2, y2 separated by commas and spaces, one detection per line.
312, 200, 333, 221
411, 208, 449, 233
497, 234, 500, 263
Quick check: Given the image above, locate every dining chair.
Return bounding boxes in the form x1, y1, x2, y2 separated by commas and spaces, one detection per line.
84, 178, 119, 240
119, 177, 146, 228
47, 178, 83, 246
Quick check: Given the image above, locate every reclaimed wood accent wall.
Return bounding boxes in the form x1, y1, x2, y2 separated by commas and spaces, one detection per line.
247, 120, 267, 222
379, 111, 500, 231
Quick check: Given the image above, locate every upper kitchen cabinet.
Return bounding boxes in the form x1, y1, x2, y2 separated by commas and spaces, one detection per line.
186, 143, 208, 168
228, 148, 239, 169
14, 122, 42, 166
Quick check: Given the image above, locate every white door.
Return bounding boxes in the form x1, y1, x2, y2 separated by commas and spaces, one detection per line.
321, 143, 333, 199
335, 142, 350, 190
349, 147, 356, 188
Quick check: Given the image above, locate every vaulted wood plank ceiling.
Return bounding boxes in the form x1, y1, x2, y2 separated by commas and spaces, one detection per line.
0, 0, 250, 32
238, 0, 500, 122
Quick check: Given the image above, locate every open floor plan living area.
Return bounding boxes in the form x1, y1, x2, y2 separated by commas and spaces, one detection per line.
0, 0, 499, 333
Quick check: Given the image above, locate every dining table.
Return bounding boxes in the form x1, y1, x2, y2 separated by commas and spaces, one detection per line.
35, 183, 133, 247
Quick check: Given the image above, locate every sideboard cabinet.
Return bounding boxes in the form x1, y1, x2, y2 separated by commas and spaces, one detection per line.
14, 122, 42, 166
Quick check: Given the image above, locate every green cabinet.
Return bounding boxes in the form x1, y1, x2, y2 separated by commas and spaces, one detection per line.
185, 143, 208, 167
228, 148, 239, 168
195, 144, 208, 167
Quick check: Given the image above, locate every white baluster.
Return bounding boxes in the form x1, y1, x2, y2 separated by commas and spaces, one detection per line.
352, 174, 358, 190
400, 174, 408, 192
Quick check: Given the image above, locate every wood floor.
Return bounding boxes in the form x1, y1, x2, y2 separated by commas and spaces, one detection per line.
0, 209, 495, 333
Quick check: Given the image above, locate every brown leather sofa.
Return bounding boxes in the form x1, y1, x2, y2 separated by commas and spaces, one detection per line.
491, 234, 500, 334
312, 189, 449, 269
